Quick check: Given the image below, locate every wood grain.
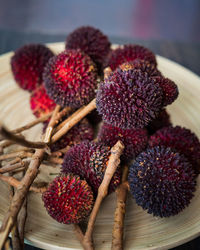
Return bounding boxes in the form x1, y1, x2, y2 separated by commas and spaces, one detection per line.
0, 43, 200, 250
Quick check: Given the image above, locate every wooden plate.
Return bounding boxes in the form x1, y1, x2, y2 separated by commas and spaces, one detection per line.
0, 43, 200, 250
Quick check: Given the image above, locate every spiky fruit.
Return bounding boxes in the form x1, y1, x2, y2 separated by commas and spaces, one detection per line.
153, 76, 179, 106
104, 44, 157, 71
149, 126, 200, 174
49, 118, 94, 152
66, 26, 111, 71
11, 44, 54, 91
98, 123, 148, 161
62, 141, 121, 194
128, 146, 196, 217
42, 174, 94, 224
147, 109, 171, 135
119, 59, 161, 77
43, 49, 98, 108
96, 68, 163, 129
30, 85, 56, 118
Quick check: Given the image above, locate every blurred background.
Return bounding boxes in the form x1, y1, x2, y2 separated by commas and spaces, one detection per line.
0, 0, 200, 249
0, 0, 200, 75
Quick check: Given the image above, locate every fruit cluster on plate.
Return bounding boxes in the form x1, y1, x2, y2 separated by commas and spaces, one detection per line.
3, 25, 200, 248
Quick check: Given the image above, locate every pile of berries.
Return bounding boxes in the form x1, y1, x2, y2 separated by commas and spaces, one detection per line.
10, 25, 199, 224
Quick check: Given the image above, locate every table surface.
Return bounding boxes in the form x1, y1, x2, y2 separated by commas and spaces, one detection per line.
1, 30, 200, 250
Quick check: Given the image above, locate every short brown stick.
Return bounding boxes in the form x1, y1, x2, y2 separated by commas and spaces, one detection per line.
0, 161, 26, 174
9, 177, 22, 250
82, 141, 124, 250
51, 98, 96, 143
0, 174, 47, 193
111, 165, 129, 250
47, 156, 63, 165
0, 151, 33, 161
44, 106, 60, 143
11, 112, 53, 134
0, 125, 46, 149
17, 197, 27, 249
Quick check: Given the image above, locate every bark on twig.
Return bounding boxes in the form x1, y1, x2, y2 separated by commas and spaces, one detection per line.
0, 174, 47, 193
0, 151, 33, 161
11, 112, 53, 134
0, 125, 46, 149
112, 165, 129, 250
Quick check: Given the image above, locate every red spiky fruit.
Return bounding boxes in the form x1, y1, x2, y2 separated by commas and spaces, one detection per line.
30, 85, 56, 118
96, 68, 163, 129
11, 44, 54, 91
62, 141, 121, 194
43, 49, 98, 108
128, 146, 196, 217
98, 123, 148, 161
66, 26, 111, 71
149, 126, 200, 174
153, 76, 179, 106
104, 44, 157, 71
147, 109, 171, 135
42, 174, 94, 224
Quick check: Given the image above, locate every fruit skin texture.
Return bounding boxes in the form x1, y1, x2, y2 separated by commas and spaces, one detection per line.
148, 126, 200, 174
11, 44, 54, 91
30, 85, 56, 118
128, 146, 196, 217
98, 123, 148, 162
66, 26, 111, 71
119, 59, 161, 77
147, 109, 171, 135
49, 118, 94, 152
42, 174, 94, 224
153, 76, 179, 106
43, 49, 98, 108
104, 44, 157, 71
96, 69, 163, 129
61, 141, 121, 194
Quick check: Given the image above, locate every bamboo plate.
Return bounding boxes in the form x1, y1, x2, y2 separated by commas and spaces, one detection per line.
0, 43, 200, 250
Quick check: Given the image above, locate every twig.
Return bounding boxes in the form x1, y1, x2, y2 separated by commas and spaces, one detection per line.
17, 197, 27, 249
0, 162, 25, 174
82, 141, 124, 250
0, 151, 33, 161
0, 106, 60, 248
0, 140, 14, 153
51, 98, 96, 143
54, 107, 83, 133
46, 156, 63, 165
112, 165, 129, 250
11, 112, 53, 134
0, 125, 46, 149
0, 174, 47, 193
9, 176, 22, 250
44, 106, 60, 143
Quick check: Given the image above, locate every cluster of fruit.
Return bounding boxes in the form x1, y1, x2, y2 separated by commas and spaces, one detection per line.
10, 26, 200, 226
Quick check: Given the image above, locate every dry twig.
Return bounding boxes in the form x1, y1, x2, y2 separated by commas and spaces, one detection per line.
112, 165, 129, 250
0, 125, 46, 149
